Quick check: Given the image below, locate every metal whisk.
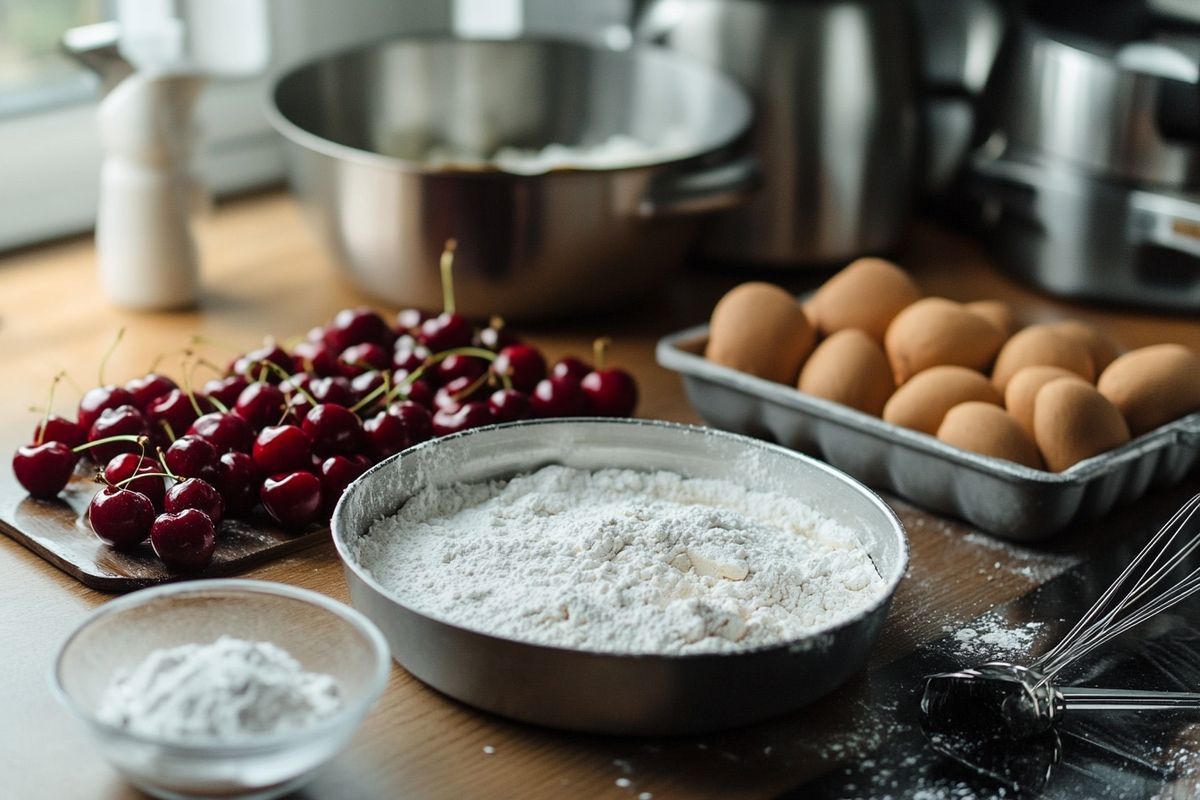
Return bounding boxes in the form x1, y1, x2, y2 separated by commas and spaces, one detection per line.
921, 493, 1200, 738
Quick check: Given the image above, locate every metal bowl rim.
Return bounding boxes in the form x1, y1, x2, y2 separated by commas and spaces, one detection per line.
264, 34, 754, 177
331, 417, 908, 661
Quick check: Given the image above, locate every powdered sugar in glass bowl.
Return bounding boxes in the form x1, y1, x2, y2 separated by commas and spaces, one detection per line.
52, 580, 390, 800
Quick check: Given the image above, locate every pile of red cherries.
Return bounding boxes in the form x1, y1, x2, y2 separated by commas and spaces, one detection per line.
11, 297, 637, 571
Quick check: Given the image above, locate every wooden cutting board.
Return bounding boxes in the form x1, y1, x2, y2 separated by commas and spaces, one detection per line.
0, 467, 328, 593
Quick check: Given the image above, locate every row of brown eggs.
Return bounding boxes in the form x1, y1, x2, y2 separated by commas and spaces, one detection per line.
705, 259, 1200, 472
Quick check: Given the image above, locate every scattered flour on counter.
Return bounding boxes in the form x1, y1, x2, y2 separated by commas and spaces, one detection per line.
353, 465, 888, 655
944, 614, 1044, 661
96, 636, 342, 742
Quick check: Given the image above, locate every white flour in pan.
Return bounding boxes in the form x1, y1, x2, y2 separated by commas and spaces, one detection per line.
354, 465, 887, 655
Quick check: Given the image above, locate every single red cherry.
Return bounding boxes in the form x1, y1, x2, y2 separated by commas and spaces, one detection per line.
281, 372, 313, 395
310, 376, 355, 407
550, 357, 591, 385
418, 313, 473, 353
33, 415, 87, 449
581, 369, 638, 417
325, 307, 394, 353
214, 451, 259, 516
394, 308, 430, 335
338, 343, 390, 378
391, 377, 434, 409
350, 371, 386, 406
392, 337, 431, 372
145, 389, 202, 446
303, 404, 364, 458
488, 389, 532, 423
432, 401, 494, 436
78, 385, 136, 433
435, 354, 487, 385
187, 412, 254, 454
164, 434, 220, 483
88, 487, 155, 549
234, 382, 286, 430
319, 455, 370, 512
530, 377, 587, 418
292, 338, 339, 377
493, 345, 546, 392
103, 453, 166, 511
252, 425, 314, 475
125, 374, 178, 411
434, 375, 487, 412
12, 442, 76, 499
201, 375, 250, 410
284, 393, 313, 425
260, 471, 322, 530
364, 402, 433, 459
151, 509, 216, 570
475, 320, 520, 351
164, 478, 224, 526
87, 405, 150, 463
232, 344, 294, 383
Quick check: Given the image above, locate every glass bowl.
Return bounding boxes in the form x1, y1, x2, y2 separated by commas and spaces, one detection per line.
52, 579, 390, 800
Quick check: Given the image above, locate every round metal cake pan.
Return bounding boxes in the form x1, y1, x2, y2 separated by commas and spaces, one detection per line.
331, 419, 907, 735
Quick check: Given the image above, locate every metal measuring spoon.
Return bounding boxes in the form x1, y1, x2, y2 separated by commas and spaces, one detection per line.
921, 662, 1200, 738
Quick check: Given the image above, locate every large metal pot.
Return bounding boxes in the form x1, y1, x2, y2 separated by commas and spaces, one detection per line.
634, 0, 918, 266
267, 37, 756, 318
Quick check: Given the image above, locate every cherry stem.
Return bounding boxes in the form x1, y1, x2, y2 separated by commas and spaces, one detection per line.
454, 371, 491, 403
114, 471, 174, 489
98, 327, 126, 386
489, 316, 505, 333
194, 357, 226, 377
593, 337, 611, 372
440, 239, 458, 316
350, 383, 388, 414
73, 434, 148, 454
156, 447, 180, 481
159, 419, 178, 443
191, 333, 249, 355
179, 354, 205, 417
60, 371, 86, 399
378, 346, 499, 406
36, 372, 65, 446
258, 360, 317, 407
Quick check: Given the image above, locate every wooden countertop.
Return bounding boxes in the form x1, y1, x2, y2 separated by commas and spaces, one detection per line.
2, 192, 1198, 799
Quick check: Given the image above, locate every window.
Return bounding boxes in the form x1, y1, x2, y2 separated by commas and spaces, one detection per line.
0, 0, 104, 117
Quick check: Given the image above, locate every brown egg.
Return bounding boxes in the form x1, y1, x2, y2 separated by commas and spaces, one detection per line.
797, 330, 894, 416
1033, 378, 1130, 471
706, 282, 816, 385
1048, 320, 1121, 373
990, 324, 1095, 392
806, 257, 922, 341
1004, 365, 1087, 436
937, 401, 1044, 469
966, 300, 1019, 339
883, 365, 1002, 435
1097, 343, 1200, 436
884, 298, 1007, 385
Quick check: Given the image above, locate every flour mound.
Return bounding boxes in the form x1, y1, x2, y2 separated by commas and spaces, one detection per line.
96, 636, 342, 741
355, 466, 887, 655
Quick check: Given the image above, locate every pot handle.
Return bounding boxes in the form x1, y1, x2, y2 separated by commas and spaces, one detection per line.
636, 155, 761, 219
1128, 190, 1200, 259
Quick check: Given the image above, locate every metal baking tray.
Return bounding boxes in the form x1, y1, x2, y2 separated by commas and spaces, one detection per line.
657, 325, 1200, 541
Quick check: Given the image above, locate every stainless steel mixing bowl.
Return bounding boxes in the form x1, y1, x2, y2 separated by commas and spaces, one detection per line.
267, 38, 756, 318
331, 419, 907, 735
